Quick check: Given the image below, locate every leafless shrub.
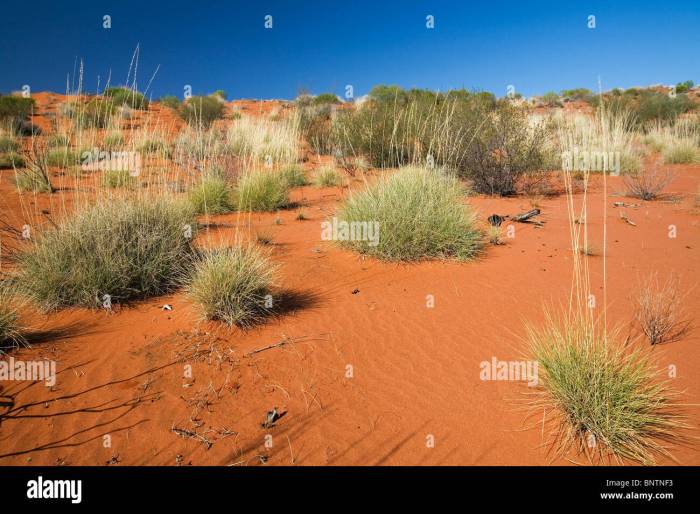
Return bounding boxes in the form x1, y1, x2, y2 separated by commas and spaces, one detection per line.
623, 164, 673, 201
634, 273, 691, 345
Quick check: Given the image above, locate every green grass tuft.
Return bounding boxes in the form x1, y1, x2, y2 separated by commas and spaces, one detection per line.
18, 197, 196, 310
527, 315, 687, 465
235, 170, 290, 212
336, 166, 483, 261
187, 246, 276, 327
189, 174, 234, 214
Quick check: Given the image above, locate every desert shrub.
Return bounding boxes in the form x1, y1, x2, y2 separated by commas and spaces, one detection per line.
314, 166, 341, 187
179, 95, 225, 127
159, 95, 181, 110
18, 197, 196, 310
560, 88, 593, 102
0, 135, 19, 153
675, 80, 694, 94
542, 92, 562, 107
279, 164, 307, 187
623, 165, 673, 200
212, 90, 227, 100
634, 274, 690, 345
102, 169, 136, 189
235, 170, 290, 212
336, 166, 483, 261
189, 173, 234, 214
187, 246, 275, 326
104, 87, 149, 110
528, 315, 686, 464
463, 103, 548, 195
46, 147, 80, 167
0, 96, 35, 123
313, 93, 340, 105
0, 152, 25, 169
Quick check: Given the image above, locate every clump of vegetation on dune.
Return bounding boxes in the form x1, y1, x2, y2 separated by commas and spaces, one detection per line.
0, 96, 35, 128
159, 95, 181, 110
234, 169, 290, 212
102, 169, 136, 189
314, 166, 342, 187
226, 115, 300, 167
15, 147, 54, 193
18, 197, 196, 310
279, 164, 308, 187
189, 169, 234, 214
103, 87, 149, 110
463, 103, 549, 195
527, 313, 687, 465
0, 152, 24, 169
331, 86, 492, 171
0, 288, 25, 349
179, 95, 225, 128
187, 246, 276, 327
643, 119, 699, 164
336, 166, 482, 261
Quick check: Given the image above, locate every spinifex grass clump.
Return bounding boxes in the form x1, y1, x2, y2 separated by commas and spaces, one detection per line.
0, 289, 25, 349
187, 246, 276, 327
314, 166, 342, 187
527, 314, 686, 465
235, 169, 290, 212
279, 164, 308, 187
19, 197, 196, 310
189, 172, 234, 214
337, 166, 482, 261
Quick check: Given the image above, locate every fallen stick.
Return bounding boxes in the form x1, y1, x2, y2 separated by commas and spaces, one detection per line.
511, 209, 541, 223
245, 335, 321, 357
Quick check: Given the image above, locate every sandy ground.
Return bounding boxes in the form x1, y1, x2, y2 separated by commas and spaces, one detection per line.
0, 95, 698, 466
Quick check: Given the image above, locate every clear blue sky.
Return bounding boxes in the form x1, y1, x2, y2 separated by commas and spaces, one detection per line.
0, 0, 698, 100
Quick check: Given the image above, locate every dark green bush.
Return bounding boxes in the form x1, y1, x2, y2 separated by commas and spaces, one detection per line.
104, 87, 149, 110
179, 96, 225, 127
313, 93, 340, 105
461, 103, 548, 196
159, 95, 181, 109
0, 96, 35, 123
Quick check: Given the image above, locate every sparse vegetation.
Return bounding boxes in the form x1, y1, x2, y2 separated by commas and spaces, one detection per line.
189, 173, 234, 214
179, 95, 225, 127
528, 314, 686, 465
336, 166, 483, 261
187, 246, 276, 327
234, 170, 290, 212
102, 169, 136, 189
279, 164, 308, 187
18, 197, 196, 310
634, 274, 690, 345
314, 166, 341, 187
623, 165, 673, 200
104, 87, 149, 110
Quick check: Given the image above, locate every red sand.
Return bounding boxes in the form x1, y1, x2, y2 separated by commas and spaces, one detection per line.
0, 96, 698, 466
